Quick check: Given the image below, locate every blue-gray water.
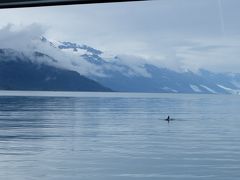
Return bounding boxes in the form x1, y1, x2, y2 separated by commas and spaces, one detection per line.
0, 91, 240, 180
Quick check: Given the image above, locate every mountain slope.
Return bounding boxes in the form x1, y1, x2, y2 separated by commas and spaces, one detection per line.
2, 37, 240, 94
54, 40, 240, 94
0, 49, 112, 92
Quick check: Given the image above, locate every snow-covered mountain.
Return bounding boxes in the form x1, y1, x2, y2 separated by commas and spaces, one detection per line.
45, 38, 240, 94
1, 36, 240, 94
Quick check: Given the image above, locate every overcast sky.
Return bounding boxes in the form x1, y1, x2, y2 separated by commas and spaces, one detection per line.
1, 0, 240, 73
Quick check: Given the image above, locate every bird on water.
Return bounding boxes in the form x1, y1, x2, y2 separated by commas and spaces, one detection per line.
165, 116, 170, 123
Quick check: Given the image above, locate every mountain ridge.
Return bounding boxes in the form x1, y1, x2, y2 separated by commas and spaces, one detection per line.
51, 39, 240, 94
1, 37, 240, 94
0, 48, 112, 92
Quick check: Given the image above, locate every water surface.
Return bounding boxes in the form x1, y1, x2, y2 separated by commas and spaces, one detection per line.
0, 91, 240, 180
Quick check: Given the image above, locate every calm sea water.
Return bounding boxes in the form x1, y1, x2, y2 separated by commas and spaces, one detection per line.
0, 91, 240, 180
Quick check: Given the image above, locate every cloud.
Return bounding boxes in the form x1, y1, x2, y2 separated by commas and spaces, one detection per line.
175, 37, 240, 73
0, 24, 105, 77
118, 36, 240, 74
113, 54, 152, 77
2, 23, 240, 78
0, 24, 46, 51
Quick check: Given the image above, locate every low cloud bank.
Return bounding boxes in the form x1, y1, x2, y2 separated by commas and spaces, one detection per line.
1, 24, 240, 77
0, 24, 104, 77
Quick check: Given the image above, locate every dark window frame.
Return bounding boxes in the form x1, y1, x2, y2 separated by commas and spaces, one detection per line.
0, 0, 146, 9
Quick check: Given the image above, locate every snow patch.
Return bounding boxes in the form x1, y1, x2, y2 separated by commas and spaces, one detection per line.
200, 85, 216, 93
190, 84, 202, 93
162, 87, 178, 93
61, 48, 89, 56
217, 84, 240, 95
